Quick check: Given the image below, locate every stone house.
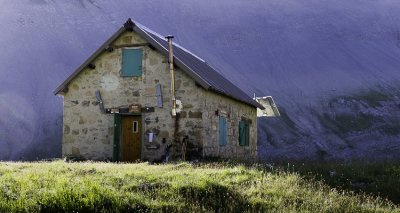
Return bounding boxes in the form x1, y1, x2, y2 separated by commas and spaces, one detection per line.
54, 19, 265, 162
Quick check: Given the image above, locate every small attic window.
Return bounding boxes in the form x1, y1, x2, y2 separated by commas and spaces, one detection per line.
122, 48, 143, 77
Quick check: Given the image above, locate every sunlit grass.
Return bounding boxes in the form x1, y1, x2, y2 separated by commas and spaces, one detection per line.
0, 160, 398, 212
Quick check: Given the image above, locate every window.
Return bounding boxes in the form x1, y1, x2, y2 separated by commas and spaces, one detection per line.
219, 116, 227, 146
133, 121, 138, 133
239, 121, 249, 146
122, 48, 143, 77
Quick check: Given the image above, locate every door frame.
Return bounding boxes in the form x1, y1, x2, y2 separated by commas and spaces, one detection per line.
113, 113, 144, 162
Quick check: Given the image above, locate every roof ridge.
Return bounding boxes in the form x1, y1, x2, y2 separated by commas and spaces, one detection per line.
54, 18, 264, 109
135, 22, 205, 62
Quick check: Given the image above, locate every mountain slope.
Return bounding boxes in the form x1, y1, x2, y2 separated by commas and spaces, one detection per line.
0, 0, 399, 161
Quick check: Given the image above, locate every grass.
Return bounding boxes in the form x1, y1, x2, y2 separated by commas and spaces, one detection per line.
285, 162, 400, 206
0, 161, 399, 212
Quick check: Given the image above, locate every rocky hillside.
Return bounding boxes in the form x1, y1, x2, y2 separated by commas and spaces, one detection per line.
0, 0, 399, 161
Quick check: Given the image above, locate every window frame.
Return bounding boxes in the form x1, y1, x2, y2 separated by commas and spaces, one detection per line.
121, 47, 143, 77
133, 121, 139, 133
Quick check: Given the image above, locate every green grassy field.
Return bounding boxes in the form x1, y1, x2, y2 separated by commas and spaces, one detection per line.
0, 161, 399, 212
286, 162, 400, 206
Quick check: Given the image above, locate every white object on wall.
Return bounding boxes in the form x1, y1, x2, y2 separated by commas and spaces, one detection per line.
176, 99, 183, 113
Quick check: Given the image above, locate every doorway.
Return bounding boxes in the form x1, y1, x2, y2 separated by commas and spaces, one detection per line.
121, 115, 142, 162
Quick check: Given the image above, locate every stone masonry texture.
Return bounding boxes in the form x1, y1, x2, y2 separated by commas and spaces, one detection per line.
61, 31, 257, 162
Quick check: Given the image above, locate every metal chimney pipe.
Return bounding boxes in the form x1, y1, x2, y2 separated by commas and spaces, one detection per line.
166, 35, 177, 116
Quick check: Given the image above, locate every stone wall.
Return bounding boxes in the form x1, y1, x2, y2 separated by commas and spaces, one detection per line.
200, 91, 258, 161
62, 31, 204, 161
61, 30, 257, 161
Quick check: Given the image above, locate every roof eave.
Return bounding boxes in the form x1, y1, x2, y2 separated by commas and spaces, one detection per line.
53, 19, 264, 110
54, 21, 213, 95
208, 87, 264, 109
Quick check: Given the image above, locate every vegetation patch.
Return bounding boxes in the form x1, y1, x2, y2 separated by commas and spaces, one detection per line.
286, 162, 400, 205
319, 113, 382, 134
0, 161, 398, 212
335, 113, 380, 132
342, 91, 392, 108
382, 124, 400, 136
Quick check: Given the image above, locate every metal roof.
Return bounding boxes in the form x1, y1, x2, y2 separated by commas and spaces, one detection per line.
54, 19, 264, 109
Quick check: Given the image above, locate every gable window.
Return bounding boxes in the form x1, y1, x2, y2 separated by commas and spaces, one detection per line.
122, 48, 143, 77
239, 121, 250, 146
219, 116, 227, 146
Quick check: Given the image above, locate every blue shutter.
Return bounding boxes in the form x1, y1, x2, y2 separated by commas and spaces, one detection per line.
122, 48, 142, 77
219, 116, 227, 146
223, 118, 227, 145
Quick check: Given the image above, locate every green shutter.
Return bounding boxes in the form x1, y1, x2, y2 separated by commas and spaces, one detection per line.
245, 123, 250, 146
239, 121, 245, 146
219, 116, 227, 146
239, 121, 250, 146
113, 114, 121, 161
122, 48, 142, 77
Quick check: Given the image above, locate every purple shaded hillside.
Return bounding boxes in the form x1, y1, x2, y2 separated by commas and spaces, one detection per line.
0, 0, 399, 161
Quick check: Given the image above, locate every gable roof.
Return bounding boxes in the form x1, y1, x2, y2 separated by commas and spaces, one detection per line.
54, 19, 264, 109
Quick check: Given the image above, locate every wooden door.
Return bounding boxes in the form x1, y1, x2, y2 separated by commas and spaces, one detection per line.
121, 116, 141, 162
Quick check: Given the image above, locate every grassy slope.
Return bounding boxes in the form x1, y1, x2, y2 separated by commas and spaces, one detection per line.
0, 161, 398, 212
290, 163, 400, 205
